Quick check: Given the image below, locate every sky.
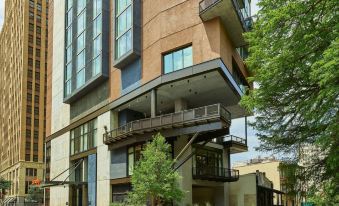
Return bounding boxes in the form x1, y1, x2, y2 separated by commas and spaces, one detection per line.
0, 0, 4, 30
0, 0, 264, 163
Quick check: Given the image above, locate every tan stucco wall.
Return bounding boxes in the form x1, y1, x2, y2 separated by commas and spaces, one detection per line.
109, 0, 248, 101
229, 174, 257, 206
234, 161, 281, 191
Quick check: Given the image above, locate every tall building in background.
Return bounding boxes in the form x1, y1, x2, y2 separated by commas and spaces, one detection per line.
0, 0, 48, 203
46, 0, 254, 205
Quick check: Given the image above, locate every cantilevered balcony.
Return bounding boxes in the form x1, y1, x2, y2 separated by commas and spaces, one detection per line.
192, 167, 239, 182
222, 134, 248, 153
103, 104, 231, 145
199, 0, 252, 47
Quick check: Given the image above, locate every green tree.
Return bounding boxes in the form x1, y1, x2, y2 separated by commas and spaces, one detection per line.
125, 133, 184, 206
26, 186, 44, 203
241, 0, 338, 204
0, 177, 11, 200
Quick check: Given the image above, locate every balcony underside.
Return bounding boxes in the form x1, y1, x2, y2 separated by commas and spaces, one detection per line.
222, 135, 248, 154
224, 141, 248, 154
113, 60, 249, 120
108, 122, 230, 150
200, 0, 247, 47
105, 104, 231, 149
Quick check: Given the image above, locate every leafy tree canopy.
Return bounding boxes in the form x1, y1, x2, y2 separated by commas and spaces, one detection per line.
26, 186, 44, 203
241, 0, 338, 204
0, 177, 11, 190
115, 133, 184, 206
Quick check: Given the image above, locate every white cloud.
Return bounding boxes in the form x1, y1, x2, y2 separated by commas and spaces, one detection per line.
0, 0, 4, 30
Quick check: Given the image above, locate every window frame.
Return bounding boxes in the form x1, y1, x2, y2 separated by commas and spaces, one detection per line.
162, 45, 193, 74
114, 0, 132, 60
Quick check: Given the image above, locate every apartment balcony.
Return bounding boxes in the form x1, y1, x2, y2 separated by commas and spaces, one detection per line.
192, 167, 239, 182
103, 104, 231, 145
222, 134, 248, 153
199, 0, 252, 47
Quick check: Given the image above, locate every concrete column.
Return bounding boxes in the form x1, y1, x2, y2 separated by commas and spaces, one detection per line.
151, 89, 157, 117
174, 135, 192, 206
97, 111, 112, 205
174, 98, 187, 112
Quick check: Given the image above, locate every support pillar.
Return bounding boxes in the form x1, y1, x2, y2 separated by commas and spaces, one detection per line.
174, 98, 187, 112
151, 89, 157, 117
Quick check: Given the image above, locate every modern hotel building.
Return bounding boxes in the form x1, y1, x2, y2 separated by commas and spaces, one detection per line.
46, 0, 252, 205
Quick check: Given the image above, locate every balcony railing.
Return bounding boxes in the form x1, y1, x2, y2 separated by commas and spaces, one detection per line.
103, 104, 231, 144
192, 167, 239, 182
223, 135, 246, 145
199, 0, 252, 31
199, 0, 221, 12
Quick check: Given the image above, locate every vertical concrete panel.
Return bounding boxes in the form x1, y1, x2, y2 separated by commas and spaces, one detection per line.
88, 154, 97, 206
51, 0, 70, 134
50, 133, 70, 206
96, 111, 111, 205
174, 135, 192, 206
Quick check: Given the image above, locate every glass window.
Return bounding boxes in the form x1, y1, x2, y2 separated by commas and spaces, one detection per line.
77, 32, 85, 53
66, 8, 73, 27
37, 3, 42, 11
93, 35, 101, 57
29, 0, 35, 8
65, 80, 72, 95
93, 0, 102, 18
92, 55, 101, 76
77, 11, 86, 35
164, 54, 173, 74
66, 27, 72, 46
66, 45, 72, 63
67, 0, 73, 11
70, 131, 74, 154
76, 69, 85, 88
115, 0, 132, 59
116, 0, 131, 15
66, 63, 72, 80
77, 50, 85, 71
183, 47, 193, 68
77, 0, 86, 15
163, 46, 193, 74
93, 14, 102, 37
70, 119, 97, 155
173, 50, 183, 71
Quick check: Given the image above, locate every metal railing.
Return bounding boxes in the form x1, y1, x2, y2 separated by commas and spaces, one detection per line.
103, 104, 231, 144
192, 167, 239, 181
199, 0, 253, 31
223, 135, 246, 145
199, 0, 221, 13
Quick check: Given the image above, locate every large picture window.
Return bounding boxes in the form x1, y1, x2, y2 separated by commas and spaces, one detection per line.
127, 144, 143, 176
163, 46, 193, 74
70, 118, 97, 155
115, 0, 132, 59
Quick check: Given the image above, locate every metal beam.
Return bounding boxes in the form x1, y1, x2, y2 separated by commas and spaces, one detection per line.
173, 132, 199, 164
